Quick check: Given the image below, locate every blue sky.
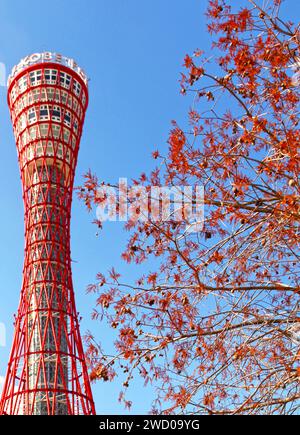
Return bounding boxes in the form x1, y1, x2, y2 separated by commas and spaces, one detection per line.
0, 0, 297, 415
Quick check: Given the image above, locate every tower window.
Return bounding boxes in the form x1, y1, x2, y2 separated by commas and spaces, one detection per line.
61, 91, 68, 105
67, 95, 72, 108
47, 88, 55, 101
29, 70, 42, 86
73, 80, 81, 97
11, 87, 17, 102
40, 105, 50, 120
57, 143, 63, 158
64, 111, 71, 127
52, 106, 61, 121
30, 127, 37, 140
28, 108, 37, 124
18, 76, 28, 93
60, 72, 71, 89
39, 124, 49, 138
63, 128, 70, 143
46, 141, 54, 156
44, 69, 58, 84
36, 142, 43, 156
73, 120, 78, 133
52, 125, 61, 139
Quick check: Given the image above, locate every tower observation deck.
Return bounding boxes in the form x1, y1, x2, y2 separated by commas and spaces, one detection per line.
0, 52, 95, 415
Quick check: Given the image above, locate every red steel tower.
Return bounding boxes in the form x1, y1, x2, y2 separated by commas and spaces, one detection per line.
0, 52, 95, 415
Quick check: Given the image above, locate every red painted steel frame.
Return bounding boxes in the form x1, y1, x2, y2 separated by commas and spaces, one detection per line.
0, 56, 95, 415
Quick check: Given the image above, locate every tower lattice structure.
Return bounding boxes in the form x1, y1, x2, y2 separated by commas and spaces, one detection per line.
0, 53, 95, 415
